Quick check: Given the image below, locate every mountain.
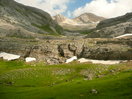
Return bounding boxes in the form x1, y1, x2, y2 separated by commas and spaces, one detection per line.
73, 13, 105, 24
87, 12, 132, 38
53, 13, 105, 31
53, 14, 79, 25
53, 14, 67, 23
0, 0, 63, 38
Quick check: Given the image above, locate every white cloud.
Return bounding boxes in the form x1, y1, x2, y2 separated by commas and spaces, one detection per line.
15, 0, 71, 16
73, 0, 132, 18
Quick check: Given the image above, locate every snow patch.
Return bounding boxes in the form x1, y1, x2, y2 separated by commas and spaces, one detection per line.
115, 34, 132, 38
78, 58, 121, 65
25, 57, 36, 62
0, 52, 20, 61
66, 56, 77, 63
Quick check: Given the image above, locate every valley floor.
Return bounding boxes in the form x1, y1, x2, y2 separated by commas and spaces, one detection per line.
0, 60, 132, 99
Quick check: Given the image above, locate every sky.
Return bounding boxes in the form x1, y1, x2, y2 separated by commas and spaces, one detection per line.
15, 0, 132, 18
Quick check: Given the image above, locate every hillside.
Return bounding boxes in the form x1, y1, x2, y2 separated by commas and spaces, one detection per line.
87, 13, 132, 38
0, 0, 63, 38
0, 60, 132, 99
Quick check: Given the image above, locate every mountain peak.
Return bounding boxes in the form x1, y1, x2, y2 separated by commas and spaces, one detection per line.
74, 13, 105, 24
53, 14, 67, 23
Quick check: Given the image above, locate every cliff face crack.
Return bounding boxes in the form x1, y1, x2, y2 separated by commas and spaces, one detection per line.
58, 45, 65, 57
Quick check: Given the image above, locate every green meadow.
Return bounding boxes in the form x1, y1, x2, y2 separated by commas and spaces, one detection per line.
0, 60, 132, 99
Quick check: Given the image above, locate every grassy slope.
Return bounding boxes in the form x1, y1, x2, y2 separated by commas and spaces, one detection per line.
0, 60, 132, 99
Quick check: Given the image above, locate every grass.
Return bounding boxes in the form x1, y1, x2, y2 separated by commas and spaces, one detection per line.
0, 60, 132, 99
32, 23, 61, 36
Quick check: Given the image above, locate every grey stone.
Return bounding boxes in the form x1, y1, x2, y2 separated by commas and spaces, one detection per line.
91, 89, 98, 94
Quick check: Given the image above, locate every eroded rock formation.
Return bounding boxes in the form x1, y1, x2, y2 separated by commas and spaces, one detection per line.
0, 37, 131, 64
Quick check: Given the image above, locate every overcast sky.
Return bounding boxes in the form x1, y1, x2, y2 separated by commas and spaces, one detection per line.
15, 0, 132, 18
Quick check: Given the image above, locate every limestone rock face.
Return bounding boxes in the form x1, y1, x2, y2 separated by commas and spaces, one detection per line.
0, 37, 131, 64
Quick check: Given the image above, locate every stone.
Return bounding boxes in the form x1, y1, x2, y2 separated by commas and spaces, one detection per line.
91, 89, 98, 94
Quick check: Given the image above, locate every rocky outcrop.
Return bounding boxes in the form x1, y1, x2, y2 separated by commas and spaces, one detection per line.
0, 37, 131, 64
97, 13, 132, 29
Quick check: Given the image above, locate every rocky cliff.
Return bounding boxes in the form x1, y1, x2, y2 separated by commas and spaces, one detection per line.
0, 37, 131, 64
